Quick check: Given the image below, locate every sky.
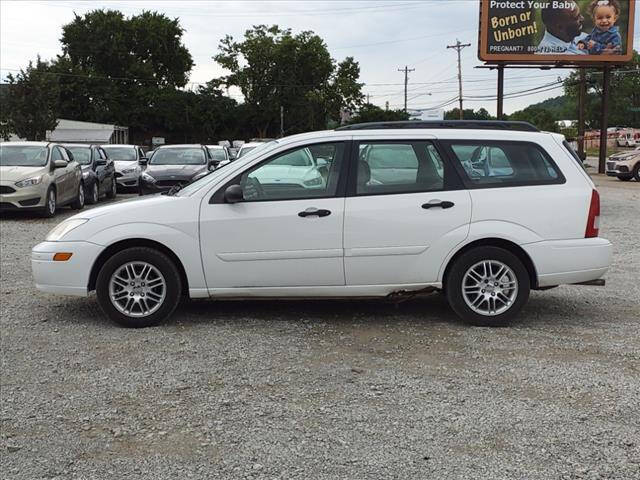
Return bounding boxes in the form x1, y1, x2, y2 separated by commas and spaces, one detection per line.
1, 0, 639, 117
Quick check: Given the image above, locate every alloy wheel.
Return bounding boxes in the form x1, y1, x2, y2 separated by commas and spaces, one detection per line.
108, 261, 167, 318
461, 260, 518, 316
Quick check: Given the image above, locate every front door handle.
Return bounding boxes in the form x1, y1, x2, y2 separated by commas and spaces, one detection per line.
422, 201, 455, 209
298, 208, 331, 218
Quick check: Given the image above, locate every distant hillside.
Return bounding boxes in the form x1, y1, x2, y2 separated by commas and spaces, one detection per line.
527, 95, 575, 120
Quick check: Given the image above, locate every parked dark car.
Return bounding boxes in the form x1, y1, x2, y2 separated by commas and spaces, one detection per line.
138, 144, 215, 195
64, 144, 116, 204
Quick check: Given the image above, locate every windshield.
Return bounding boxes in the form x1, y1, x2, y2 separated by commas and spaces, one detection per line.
0, 145, 48, 167
151, 148, 205, 165
177, 141, 279, 197
66, 147, 92, 165
102, 146, 136, 161
208, 148, 227, 161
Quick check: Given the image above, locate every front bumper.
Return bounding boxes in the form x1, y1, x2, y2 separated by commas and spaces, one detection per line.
0, 181, 48, 210
115, 171, 139, 188
523, 238, 613, 287
32, 241, 104, 296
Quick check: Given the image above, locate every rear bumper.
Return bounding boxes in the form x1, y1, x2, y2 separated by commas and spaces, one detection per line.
32, 241, 103, 296
523, 238, 613, 287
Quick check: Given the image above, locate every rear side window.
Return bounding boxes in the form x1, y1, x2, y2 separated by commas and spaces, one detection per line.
355, 141, 448, 195
443, 141, 564, 188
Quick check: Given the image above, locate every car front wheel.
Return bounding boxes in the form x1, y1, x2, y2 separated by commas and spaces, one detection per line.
87, 182, 99, 204
41, 187, 57, 218
96, 247, 182, 328
633, 163, 640, 182
445, 246, 530, 327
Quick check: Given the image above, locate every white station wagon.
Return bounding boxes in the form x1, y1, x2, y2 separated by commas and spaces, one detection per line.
32, 121, 612, 328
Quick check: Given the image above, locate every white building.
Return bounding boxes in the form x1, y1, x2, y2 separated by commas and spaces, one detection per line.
46, 119, 129, 144
408, 109, 445, 121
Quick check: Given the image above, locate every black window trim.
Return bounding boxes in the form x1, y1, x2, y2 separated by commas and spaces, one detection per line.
209, 140, 353, 204
440, 139, 566, 189
345, 139, 464, 198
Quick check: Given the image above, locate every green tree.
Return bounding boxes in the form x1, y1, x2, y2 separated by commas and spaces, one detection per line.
444, 108, 494, 120
346, 103, 409, 124
2, 58, 59, 140
54, 9, 193, 136
563, 50, 640, 128
214, 25, 364, 137
508, 106, 559, 132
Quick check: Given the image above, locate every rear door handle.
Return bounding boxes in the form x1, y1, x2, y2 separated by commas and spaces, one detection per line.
298, 208, 331, 218
422, 201, 455, 209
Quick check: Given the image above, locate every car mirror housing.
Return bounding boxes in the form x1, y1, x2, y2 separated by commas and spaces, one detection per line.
53, 160, 68, 169
138, 158, 148, 166
224, 184, 243, 204
96, 159, 107, 166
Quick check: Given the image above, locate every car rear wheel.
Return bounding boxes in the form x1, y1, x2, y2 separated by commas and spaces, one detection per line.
96, 247, 182, 328
87, 182, 99, 204
106, 176, 117, 199
445, 246, 530, 327
40, 187, 56, 218
70, 182, 85, 210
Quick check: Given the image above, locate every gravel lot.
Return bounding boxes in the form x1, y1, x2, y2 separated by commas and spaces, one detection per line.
1, 176, 639, 480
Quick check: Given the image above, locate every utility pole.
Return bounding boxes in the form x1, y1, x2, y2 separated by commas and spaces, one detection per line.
398, 66, 415, 113
447, 39, 471, 120
578, 68, 586, 160
366, 93, 370, 104
280, 106, 284, 138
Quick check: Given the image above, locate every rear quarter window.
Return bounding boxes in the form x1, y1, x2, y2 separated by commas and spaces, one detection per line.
442, 140, 565, 188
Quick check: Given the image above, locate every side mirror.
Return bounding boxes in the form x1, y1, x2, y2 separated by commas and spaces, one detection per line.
138, 158, 148, 166
316, 158, 328, 168
224, 184, 243, 204
96, 159, 107, 166
209, 160, 219, 171
53, 160, 68, 169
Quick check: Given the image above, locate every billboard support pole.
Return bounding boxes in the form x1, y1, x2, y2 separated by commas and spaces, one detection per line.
497, 64, 504, 120
578, 68, 586, 160
598, 65, 612, 174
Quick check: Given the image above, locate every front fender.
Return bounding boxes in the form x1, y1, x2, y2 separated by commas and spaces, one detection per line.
84, 222, 207, 291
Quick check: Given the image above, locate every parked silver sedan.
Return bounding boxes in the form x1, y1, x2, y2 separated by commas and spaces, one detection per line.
101, 144, 147, 191
0, 142, 85, 217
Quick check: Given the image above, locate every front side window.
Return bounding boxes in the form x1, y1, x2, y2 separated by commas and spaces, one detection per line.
356, 142, 444, 195
150, 148, 205, 165
445, 141, 563, 187
66, 147, 92, 165
51, 147, 64, 162
0, 145, 49, 167
239, 142, 345, 201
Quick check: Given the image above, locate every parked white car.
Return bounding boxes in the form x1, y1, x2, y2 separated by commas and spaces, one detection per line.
32, 121, 612, 328
101, 144, 147, 190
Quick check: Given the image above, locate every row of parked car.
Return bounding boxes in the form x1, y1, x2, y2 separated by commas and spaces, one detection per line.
0, 140, 271, 217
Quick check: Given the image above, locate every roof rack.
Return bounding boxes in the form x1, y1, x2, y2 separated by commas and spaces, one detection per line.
335, 120, 539, 132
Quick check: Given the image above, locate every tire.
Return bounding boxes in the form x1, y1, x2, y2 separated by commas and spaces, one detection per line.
40, 187, 57, 218
633, 163, 640, 182
106, 176, 117, 199
96, 247, 182, 328
618, 175, 632, 181
87, 182, 99, 204
445, 246, 530, 327
70, 182, 85, 210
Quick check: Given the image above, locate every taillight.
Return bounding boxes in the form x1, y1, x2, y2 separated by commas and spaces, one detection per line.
585, 189, 600, 238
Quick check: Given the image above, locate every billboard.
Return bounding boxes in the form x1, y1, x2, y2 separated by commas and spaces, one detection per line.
479, 0, 636, 63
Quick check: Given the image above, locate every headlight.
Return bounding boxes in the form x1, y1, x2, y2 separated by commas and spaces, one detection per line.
303, 177, 322, 187
141, 172, 156, 183
46, 219, 89, 241
15, 176, 42, 188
